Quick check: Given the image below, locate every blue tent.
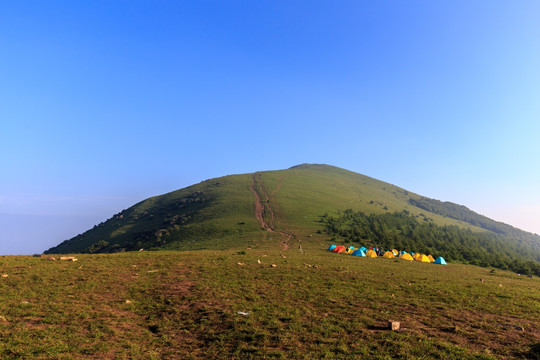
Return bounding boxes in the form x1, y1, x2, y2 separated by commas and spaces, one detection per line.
352, 249, 366, 257
328, 244, 337, 251
434, 256, 447, 265
359, 246, 367, 252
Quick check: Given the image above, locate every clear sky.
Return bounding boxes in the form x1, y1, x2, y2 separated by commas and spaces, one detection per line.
1, 1, 539, 255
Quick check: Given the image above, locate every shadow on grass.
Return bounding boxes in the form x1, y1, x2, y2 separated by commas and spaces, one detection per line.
519, 342, 540, 360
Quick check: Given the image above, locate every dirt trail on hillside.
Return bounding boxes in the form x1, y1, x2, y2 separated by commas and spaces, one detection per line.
251, 174, 294, 250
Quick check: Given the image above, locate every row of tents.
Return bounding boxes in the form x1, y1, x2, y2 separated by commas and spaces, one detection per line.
327, 244, 447, 265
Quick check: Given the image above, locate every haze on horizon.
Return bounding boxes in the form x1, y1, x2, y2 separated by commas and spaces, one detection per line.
1, 1, 539, 255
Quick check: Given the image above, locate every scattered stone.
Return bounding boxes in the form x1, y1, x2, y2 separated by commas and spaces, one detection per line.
388, 321, 400, 331
313, 265, 318, 269
147, 270, 159, 273
237, 311, 250, 316
1, 274, 8, 278
60, 257, 78, 261
257, 260, 261, 264
125, 300, 133, 304
280, 254, 286, 258
499, 284, 503, 287
0, 316, 7, 322
139, 248, 144, 252
46, 257, 56, 261
270, 264, 277, 268
237, 263, 246, 266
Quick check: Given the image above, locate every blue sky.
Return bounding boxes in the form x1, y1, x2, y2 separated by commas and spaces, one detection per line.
1, 1, 539, 254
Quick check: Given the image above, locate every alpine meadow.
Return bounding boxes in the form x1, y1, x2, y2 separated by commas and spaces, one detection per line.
2, 165, 539, 359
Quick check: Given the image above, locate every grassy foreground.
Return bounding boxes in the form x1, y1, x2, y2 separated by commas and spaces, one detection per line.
0, 247, 539, 359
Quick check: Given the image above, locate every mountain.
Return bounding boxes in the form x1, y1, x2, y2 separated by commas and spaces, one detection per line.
45, 164, 540, 274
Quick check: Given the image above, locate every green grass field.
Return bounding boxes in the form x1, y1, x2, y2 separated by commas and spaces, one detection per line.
1, 242, 538, 359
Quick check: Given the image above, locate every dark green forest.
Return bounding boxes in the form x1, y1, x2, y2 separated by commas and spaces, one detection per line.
321, 209, 540, 276
409, 197, 540, 253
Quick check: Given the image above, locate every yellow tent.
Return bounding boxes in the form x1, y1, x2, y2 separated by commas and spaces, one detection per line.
400, 253, 414, 261
383, 251, 395, 259
366, 250, 378, 258
414, 253, 422, 261
416, 254, 431, 263
427, 255, 435, 262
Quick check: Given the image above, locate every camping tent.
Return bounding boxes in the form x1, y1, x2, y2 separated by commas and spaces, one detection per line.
427, 255, 435, 262
332, 246, 346, 253
383, 251, 395, 259
345, 247, 355, 255
359, 246, 368, 253
366, 250, 378, 258
352, 249, 366, 257
400, 253, 414, 261
416, 254, 431, 263
392, 249, 398, 256
434, 257, 447, 265
328, 244, 337, 251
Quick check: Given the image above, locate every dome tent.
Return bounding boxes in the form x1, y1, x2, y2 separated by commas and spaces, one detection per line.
366, 250, 378, 258
434, 257, 447, 265
400, 253, 414, 261
352, 249, 366, 257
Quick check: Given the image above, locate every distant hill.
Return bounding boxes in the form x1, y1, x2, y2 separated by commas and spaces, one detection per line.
46, 164, 540, 274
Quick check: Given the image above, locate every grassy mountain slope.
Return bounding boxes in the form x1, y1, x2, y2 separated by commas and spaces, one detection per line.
1, 251, 539, 359
45, 164, 540, 273
47, 173, 261, 253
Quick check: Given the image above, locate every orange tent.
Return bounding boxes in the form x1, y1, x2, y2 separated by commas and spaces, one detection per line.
416, 254, 431, 263
366, 250, 378, 258
400, 253, 414, 261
